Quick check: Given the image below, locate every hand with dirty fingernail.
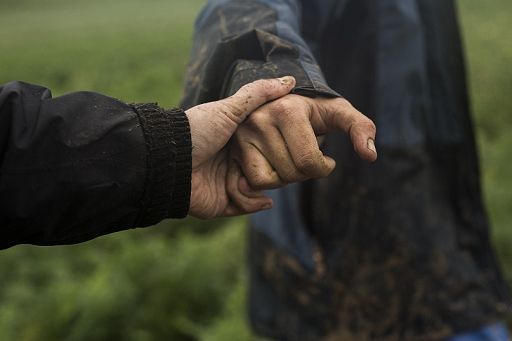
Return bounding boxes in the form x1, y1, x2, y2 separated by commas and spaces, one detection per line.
226, 93, 377, 212
185, 77, 295, 219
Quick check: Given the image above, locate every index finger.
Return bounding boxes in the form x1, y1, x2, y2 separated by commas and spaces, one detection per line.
318, 98, 378, 162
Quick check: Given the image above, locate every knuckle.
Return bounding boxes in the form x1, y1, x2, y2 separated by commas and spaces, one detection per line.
336, 97, 354, 110
246, 111, 271, 130
270, 96, 309, 121
247, 79, 270, 98
366, 119, 377, 133
271, 98, 293, 114
268, 106, 293, 125
355, 117, 377, 134
296, 152, 320, 174
280, 169, 302, 183
251, 79, 266, 88
249, 174, 269, 188
247, 170, 275, 189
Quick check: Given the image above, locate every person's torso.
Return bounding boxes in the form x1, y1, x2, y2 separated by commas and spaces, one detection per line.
248, 1, 511, 340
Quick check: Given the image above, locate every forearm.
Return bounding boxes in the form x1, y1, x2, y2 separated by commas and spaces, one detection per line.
0, 81, 191, 248
182, 0, 339, 109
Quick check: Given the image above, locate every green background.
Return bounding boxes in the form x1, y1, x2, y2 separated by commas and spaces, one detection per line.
0, 0, 511, 339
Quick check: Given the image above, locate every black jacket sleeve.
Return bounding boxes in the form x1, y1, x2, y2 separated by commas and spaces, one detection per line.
0, 81, 191, 249
181, 0, 340, 109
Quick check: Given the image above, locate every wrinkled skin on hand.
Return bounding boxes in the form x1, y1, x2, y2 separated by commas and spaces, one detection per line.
226, 94, 378, 212
185, 77, 296, 219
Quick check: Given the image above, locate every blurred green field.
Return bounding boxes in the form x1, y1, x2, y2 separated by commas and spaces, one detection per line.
0, 0, 511, 340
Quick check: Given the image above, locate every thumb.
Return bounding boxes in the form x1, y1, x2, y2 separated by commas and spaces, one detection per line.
319, 98, 378, 162
185, 77, 295, 167
220, 77, 296, 128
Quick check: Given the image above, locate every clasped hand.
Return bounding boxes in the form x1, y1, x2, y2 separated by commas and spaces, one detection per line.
185, 77, 377, 219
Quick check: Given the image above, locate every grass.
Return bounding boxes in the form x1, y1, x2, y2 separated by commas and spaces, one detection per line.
459, 0, 512, 283
0, 0, 511, 339
0, 0, 204, 107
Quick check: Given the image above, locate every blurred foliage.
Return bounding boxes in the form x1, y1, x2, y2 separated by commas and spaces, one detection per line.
0, 218, 256, 341
0, 0, 511, 340
459, 0, 512, 285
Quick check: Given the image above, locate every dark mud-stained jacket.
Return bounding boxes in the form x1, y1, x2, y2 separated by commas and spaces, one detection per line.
0, 81, 191, 249
182, 0, 511, 340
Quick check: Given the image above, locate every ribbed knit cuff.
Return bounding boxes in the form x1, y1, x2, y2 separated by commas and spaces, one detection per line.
168, 108, 192, 218
131, 103, 191, 226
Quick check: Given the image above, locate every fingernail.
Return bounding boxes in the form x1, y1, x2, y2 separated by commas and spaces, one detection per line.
367, 138, 377, 154
261, 203, 272, 210
278, 76, 294, 86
